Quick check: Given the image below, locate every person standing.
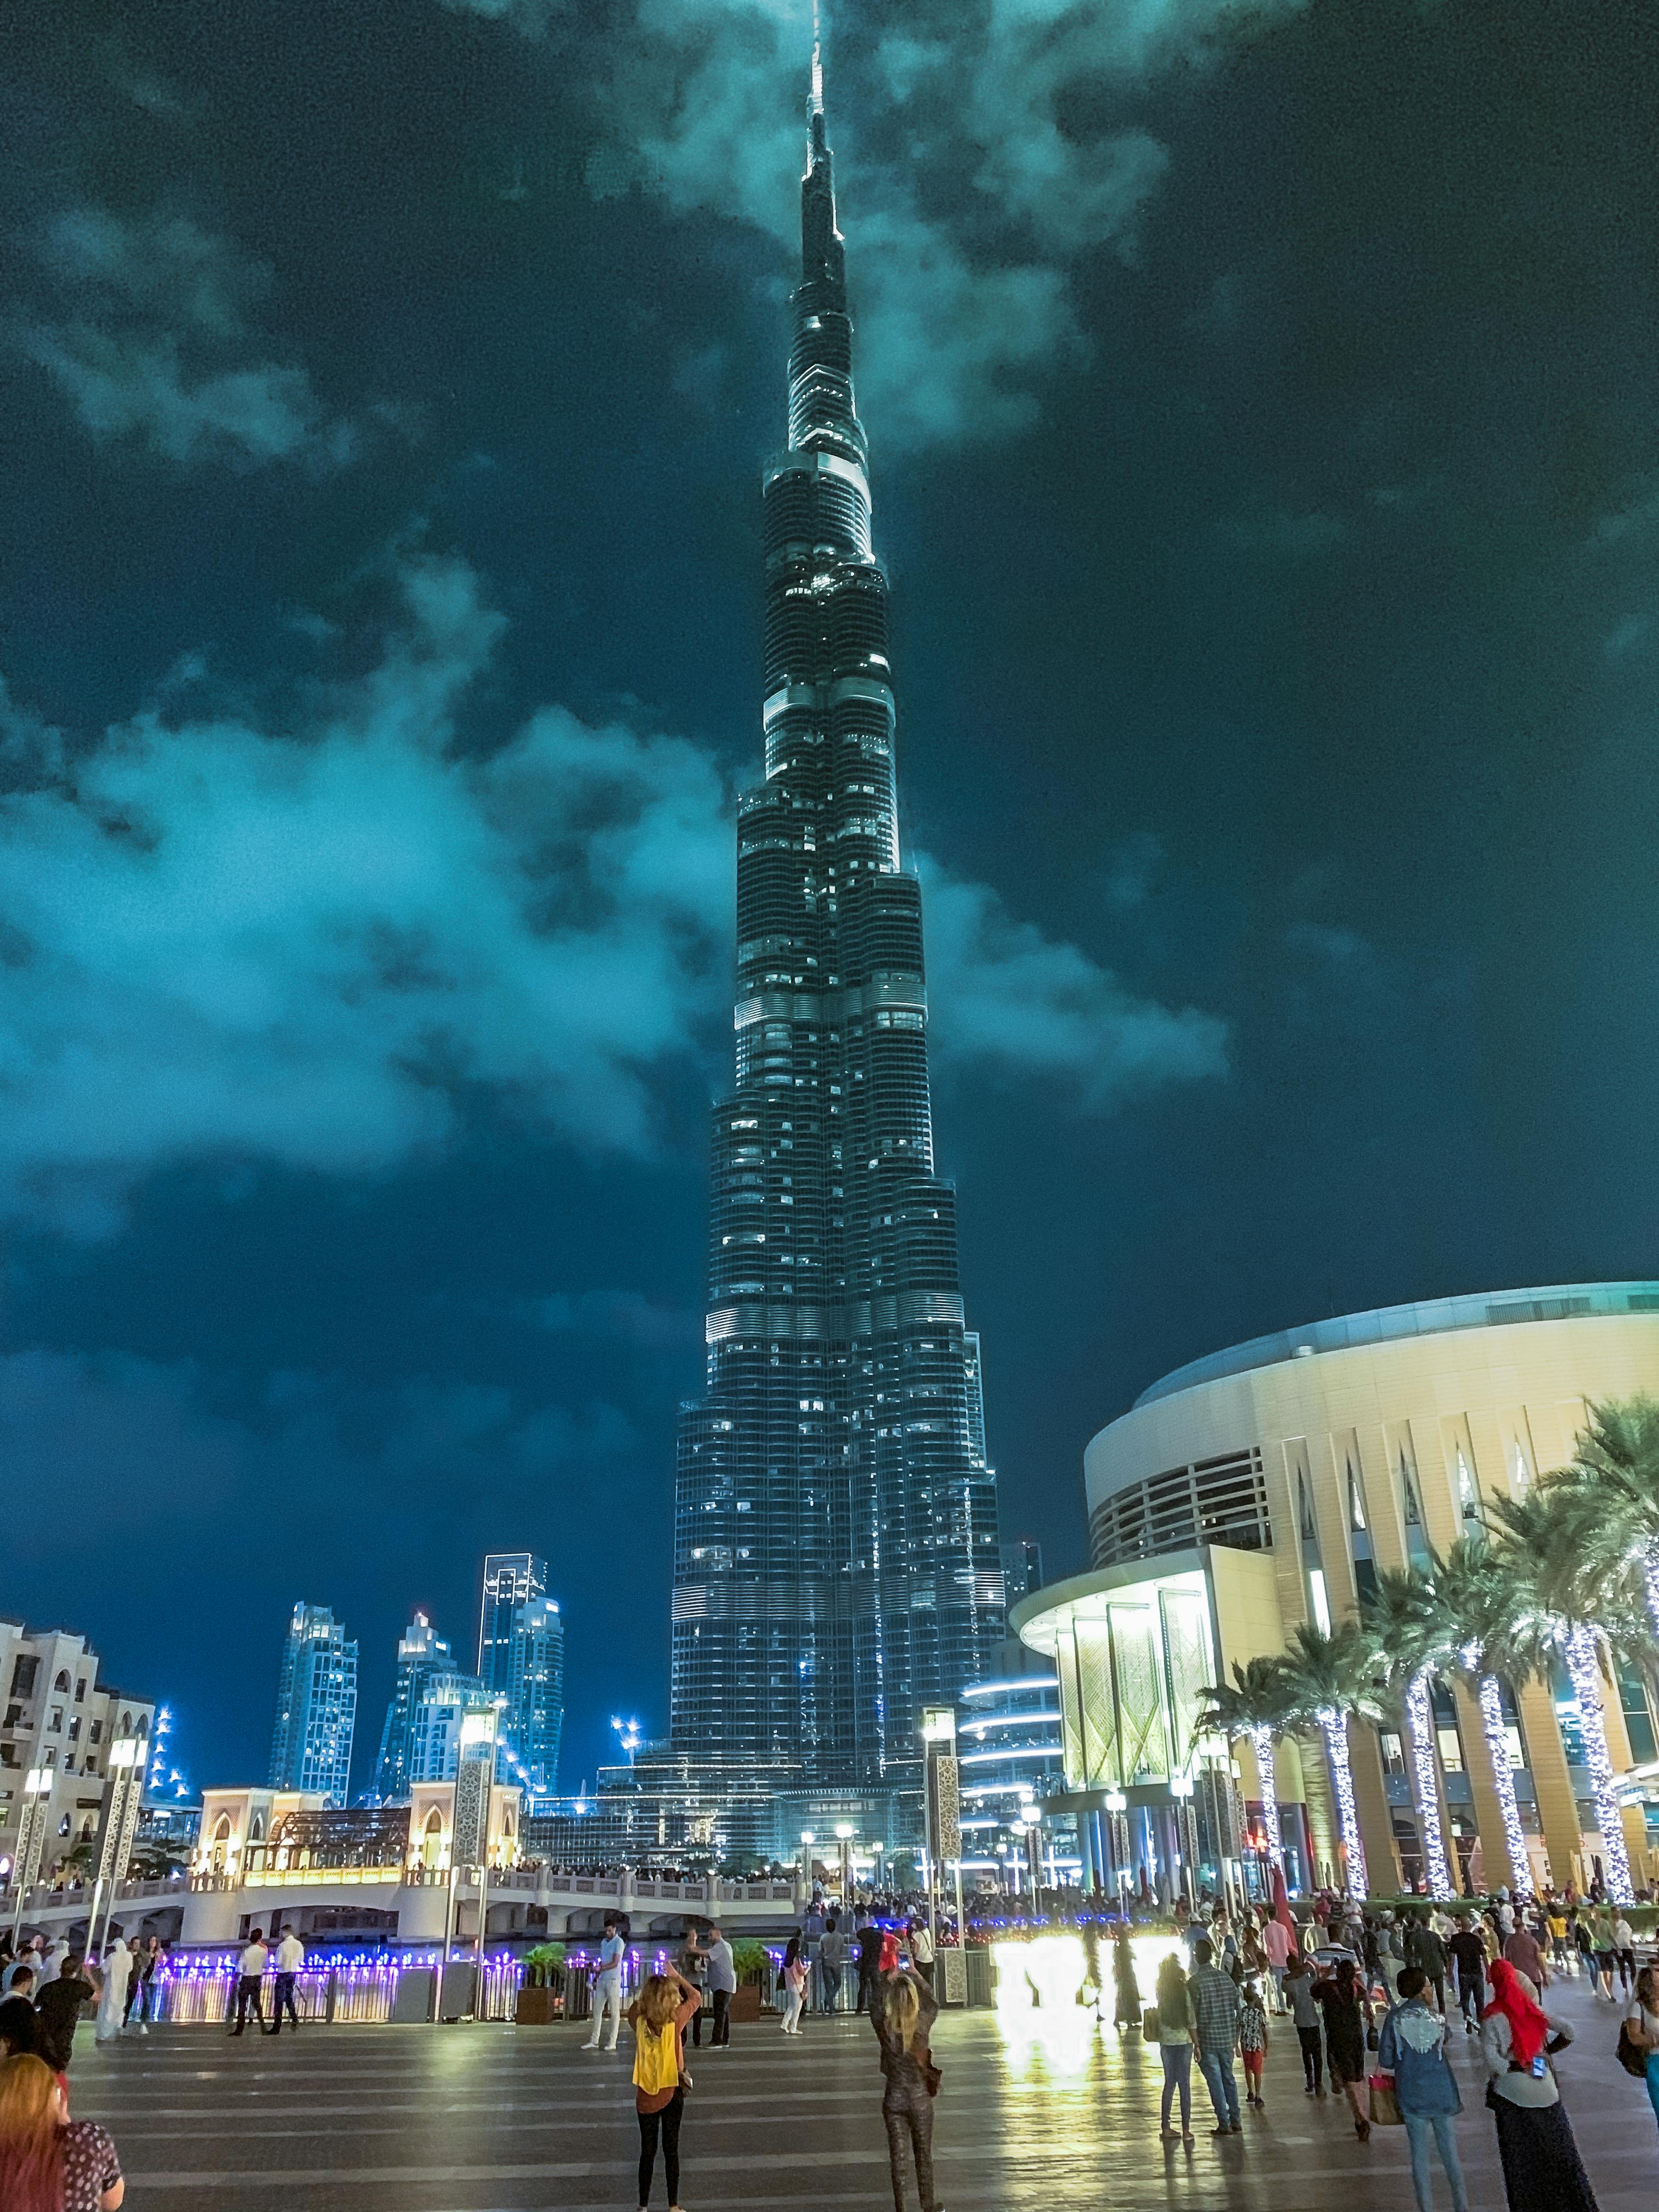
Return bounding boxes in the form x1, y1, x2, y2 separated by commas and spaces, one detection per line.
1589, 1906, 1618, 2001
872, 1954, 940, 2212
267, 1926, 304, 2035
1110, 1922, 1142, 2030
1479, 1958, 1599, 2211
94, 1943, 131, 2048
0, 2053, 125, 2210
584, 1916, 627, 2052
1546, 1904, 1572, 1977
908, 1918, 935, 1994
1188, 1937, 1243, 2136
1623, 1962, 1659, 2138
1238, 1978, 1269, 2110
229, 1931, 268, 2036
1152, 1954, 1195, 2145
123, 1938, 161, 2037
1611, 1912, 1636, 1997
1260, 1911, 1290, 2013
0, 1971, 37, 2058
1503, 1919, 1549, 1997
819, 1914, 845, 2015
855, 1916, 884, 2017
625, 1966, 701, 2211
1406, 1915, 1448, 2018
1284, 1954, 1324, 2094
1314, 1956, 1374, 2141
1380, 1966, 1470, 2212
780, 1934, 807, 2035
1448, 1916, 1486, 2032
675, 1931, 708, 2047
35, 1953, 97, 2078
695, 1924, 736, 2048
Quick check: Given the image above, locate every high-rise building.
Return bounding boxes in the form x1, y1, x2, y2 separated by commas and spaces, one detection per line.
998, 1539, 1044, 1607
477, 1554, 545, 1687
670, 53, 1003, 1788
267, 1602, 357, 1805
406, 1669, 498, 1787
476, 1555, 562, 1793
371, 1611, 453, 1802
498, 1596, 564, 1795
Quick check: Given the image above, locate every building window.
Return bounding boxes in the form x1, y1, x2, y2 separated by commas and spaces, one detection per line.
47, 1709, 62, 1734
1455, 1447, 1481, 1525
1436, 1727, 1464, 1773
1399, 1449, 1432, 1566
1307, 1567, 1333, 1635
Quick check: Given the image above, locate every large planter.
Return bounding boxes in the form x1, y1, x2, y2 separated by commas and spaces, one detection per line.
515, 1985, 561, 2025
729, 1982, 762, 2024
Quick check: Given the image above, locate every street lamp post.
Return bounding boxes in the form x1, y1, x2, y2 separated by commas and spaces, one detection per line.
919, 1708, 959, 1968
834, 1822, 854, 1910
9, 1770, 53, 1947
1170, 1774, 1198, 1910
89, 1739, 145, 1961
1103, 1789, 1130, 1908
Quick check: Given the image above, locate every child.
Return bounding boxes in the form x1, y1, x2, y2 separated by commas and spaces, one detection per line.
1239, 1976, 1269, 2109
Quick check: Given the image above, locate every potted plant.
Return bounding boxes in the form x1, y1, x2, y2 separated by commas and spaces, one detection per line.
727, 1938, 769, 2023
515, 1942, 566, 2025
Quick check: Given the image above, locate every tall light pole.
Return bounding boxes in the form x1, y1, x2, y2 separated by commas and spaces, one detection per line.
89, 1739, 145, 1962
919, 1708, 959, 1965
9, 1770, 52, 1947
1103, 1788, 1130, 1908
834, 1822, 854, 1909
1170, 1774, 1198, 1909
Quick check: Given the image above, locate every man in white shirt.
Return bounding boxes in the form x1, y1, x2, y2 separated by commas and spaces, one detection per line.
267, 1926, 305, 2036
583, 1916, 626, 2051
230, 1928, 269, 2036
909, 1917, 936, 1991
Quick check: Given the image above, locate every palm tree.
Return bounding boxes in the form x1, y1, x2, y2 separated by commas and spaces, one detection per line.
1487, 1485, 1640, 1904
1277, 1620, 1386, 1898
1432, 1537, 1547, 1902
1363, 1565, 1454, 1897
1195, 1656, 1294, 1869
1545, 1396, 1659, 1640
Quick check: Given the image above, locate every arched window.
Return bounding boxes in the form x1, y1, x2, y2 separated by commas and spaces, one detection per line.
1399, 1448, 1432, 1565
249, 1814, 265, 1844
120, 1711, 133, 1735
421, 1807, 444, 1869
54, 1671, 71, 1693
211, 1813, 232, 1872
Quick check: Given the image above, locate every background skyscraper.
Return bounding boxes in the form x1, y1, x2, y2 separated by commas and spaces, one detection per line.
372, 1610, 453, 1801
268, 1601, 357, 1805
476, 1555, 563, 1793
669, 58, 1003, 1787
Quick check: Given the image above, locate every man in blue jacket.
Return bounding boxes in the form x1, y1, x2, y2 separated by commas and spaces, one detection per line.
1377, 1966, 1469, 2212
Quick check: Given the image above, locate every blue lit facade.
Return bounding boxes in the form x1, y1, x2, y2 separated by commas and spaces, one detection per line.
669, 58, 1003, 1786
268, 1602, 357, 1807
371, 1611, 453, 1802
496, 1595, 564, 1795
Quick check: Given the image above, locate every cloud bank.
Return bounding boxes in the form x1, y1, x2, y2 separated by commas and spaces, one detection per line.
0, 556, 1222, 1231
13, 208, 357, 467
452, 0, 1305, 445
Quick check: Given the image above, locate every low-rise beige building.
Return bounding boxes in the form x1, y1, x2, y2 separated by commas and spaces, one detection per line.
1013, 1283, 1659, 1898
0, 1619, 155, 1886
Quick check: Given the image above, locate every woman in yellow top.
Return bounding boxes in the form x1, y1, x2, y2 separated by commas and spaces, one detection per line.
626, 1966, 702, 2212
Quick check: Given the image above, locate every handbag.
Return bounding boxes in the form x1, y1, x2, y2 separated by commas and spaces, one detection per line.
1367, 2071, 1403, 2126
1142, 2005, 1161, 2041
921, 2047, 942, 2098
1616, 2022, 1649, 2080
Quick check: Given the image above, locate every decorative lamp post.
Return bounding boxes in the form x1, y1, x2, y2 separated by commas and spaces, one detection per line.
919, 1708, 960, 1964
1103, 1788, 1131, 1905
9, 1770, 53, 1946
1170, 1774, 1198, 1909
89, 1739, 145, 1961
834, 1822, 855, 1909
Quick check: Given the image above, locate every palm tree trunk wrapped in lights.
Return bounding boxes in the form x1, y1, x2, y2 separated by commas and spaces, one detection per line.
1470, 1658, 1535, 1903
1246, 1724, 1284, 1865
1277, 1623, 1385, 1901
1364, 1566, 1454, 1898
1402, 1668, 1454, 1897
1561, 1623, 1635, 1901
1196, 1658, 1294, 1875
1316, 1704, 1368, 1897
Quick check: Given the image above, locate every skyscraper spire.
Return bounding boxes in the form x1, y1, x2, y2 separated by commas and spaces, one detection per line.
669, 60, 1003, 1795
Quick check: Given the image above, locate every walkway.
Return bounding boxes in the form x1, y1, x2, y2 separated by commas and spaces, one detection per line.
67, 1969, 1656, 2209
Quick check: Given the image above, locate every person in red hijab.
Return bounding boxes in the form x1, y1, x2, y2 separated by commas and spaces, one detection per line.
1478, 1958, 1599, 2211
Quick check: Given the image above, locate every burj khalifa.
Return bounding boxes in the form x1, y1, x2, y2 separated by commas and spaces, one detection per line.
669, 49, 1004, 1789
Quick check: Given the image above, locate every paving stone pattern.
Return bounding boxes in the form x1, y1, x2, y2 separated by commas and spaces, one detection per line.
67, 1972, 1658, 2210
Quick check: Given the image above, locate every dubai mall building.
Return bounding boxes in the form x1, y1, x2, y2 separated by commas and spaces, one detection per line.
1011, 1283, 1659, 1899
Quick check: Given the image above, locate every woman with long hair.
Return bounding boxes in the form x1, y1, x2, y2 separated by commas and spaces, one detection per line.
1153, 1952, 1195, 2146
1313, 1957, 1374, 2140
872, 1947, 939, 2212
1110, 1922, 1142, 2030
0, 2053, 124, 2211
1480, 1957, 1599, 2211
1625, 1962, 1659, 2135
624, 1966, 701, 2212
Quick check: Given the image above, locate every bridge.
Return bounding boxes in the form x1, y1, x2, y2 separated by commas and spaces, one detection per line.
5, 1864, 806, 1951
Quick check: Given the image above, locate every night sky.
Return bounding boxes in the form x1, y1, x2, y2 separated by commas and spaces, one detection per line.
4, 0, 1658, 1797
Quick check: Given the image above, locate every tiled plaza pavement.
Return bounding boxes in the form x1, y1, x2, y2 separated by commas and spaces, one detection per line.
69, 1972, 1657, 2210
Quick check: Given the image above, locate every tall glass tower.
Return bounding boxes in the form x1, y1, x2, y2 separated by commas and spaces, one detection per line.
670, 52, 1003, 1787
268, 1601, 357, 1805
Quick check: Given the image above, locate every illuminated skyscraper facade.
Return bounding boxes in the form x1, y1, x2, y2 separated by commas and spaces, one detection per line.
670, 58, 1003, 1786
268, 1602, 357, 1806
